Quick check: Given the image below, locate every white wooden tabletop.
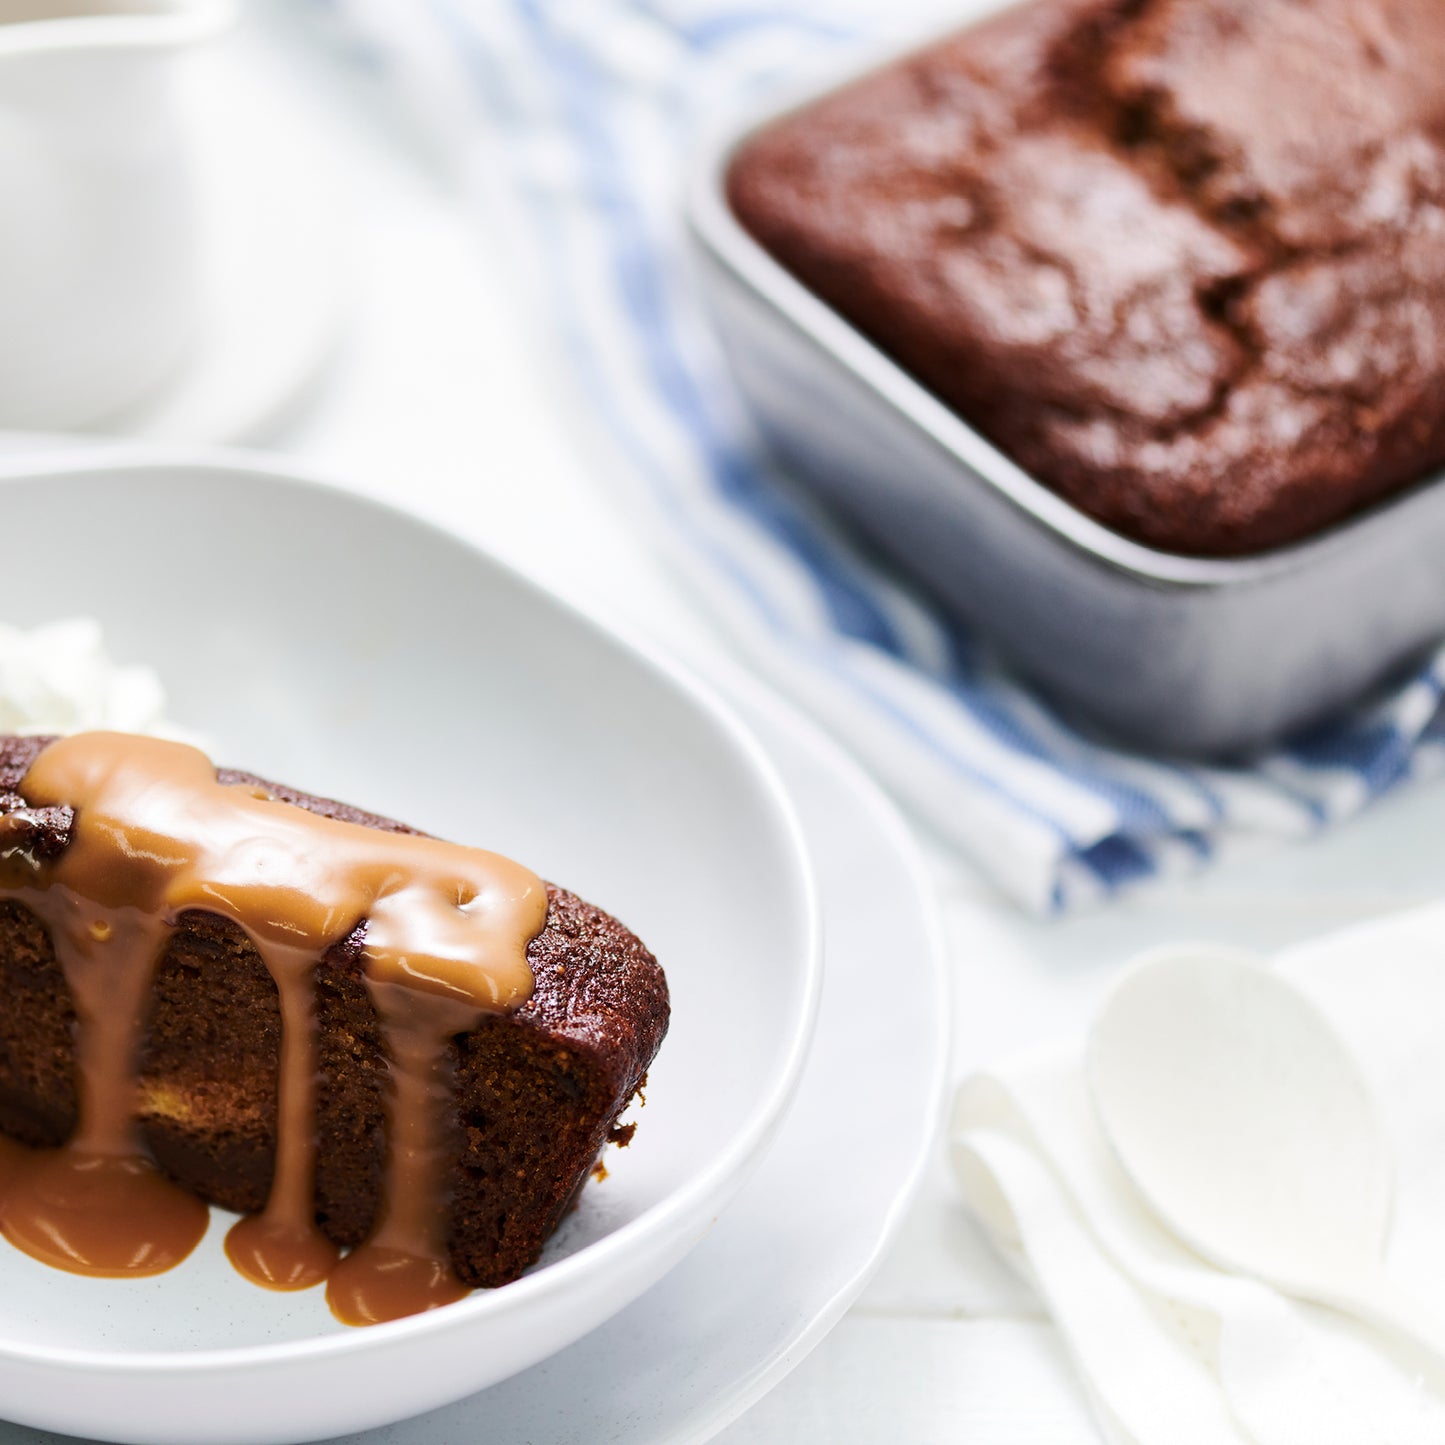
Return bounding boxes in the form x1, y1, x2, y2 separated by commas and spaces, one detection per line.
244, 9, 1445, 1439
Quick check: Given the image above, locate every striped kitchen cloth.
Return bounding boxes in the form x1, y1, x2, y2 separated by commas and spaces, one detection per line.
309, 0, 1445, 912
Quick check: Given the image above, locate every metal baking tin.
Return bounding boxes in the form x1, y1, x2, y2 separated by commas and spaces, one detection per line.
686, 71, 1445, 757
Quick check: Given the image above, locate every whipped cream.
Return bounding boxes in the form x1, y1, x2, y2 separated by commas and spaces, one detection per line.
0, 619, 194, 741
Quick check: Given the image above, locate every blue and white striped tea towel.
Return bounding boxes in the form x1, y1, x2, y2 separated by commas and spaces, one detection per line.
312, 0, 1445, 912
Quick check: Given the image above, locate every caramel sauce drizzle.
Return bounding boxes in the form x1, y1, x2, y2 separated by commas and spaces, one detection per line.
0, 732, 545, 1324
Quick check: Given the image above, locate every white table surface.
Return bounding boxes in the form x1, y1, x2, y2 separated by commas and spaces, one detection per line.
231, 8, 1445, 1439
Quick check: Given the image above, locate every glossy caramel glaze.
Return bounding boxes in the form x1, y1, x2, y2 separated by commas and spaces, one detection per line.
0, 732, 546, 1321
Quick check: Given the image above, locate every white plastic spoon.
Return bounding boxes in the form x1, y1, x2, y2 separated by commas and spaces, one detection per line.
1087, 944, 1445, 1366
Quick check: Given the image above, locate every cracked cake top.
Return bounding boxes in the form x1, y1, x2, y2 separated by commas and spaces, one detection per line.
727, 0, 1445, 556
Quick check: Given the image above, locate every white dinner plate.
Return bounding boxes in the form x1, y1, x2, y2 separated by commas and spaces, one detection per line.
0, 458, 820, 1443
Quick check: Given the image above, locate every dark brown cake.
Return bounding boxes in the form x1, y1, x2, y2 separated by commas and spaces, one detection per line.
727, 0, 1445, 556
0, 735, 669, 1291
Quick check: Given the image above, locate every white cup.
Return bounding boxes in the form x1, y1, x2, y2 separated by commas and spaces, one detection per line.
0, 0, 235, 431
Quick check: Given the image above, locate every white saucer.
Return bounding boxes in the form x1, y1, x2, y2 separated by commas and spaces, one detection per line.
65, 41, 346, 445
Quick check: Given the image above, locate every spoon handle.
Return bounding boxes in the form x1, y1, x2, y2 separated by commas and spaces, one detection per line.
1331, 1276, 1445, 1369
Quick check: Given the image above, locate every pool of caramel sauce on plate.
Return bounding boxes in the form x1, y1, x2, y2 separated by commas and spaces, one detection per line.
0, 732, 545, 1324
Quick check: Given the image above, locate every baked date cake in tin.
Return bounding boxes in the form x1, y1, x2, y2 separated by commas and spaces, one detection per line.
689, 0, 1445, 754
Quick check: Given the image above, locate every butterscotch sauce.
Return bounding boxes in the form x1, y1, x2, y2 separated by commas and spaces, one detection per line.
0, 1149, 209, 1277
326, 985, 480, 1325
0, 732, 546, 1321
0, 853, 210, 1275
223, 941, 339, 1292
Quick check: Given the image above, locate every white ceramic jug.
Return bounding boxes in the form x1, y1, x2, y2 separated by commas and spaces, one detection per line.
0, 0, 234, 431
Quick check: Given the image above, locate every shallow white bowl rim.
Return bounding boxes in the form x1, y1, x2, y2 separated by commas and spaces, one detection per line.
0, 449, 823, 1379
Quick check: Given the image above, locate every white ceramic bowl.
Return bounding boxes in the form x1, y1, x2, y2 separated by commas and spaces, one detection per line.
0, 456, 820, 1445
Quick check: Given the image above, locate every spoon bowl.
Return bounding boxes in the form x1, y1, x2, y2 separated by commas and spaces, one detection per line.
1087, 944, 1445, 1362
1088, 945, 1391, 1292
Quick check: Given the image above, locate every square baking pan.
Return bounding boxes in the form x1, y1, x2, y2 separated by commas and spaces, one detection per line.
685, 58, 1445, 758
